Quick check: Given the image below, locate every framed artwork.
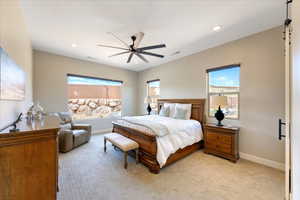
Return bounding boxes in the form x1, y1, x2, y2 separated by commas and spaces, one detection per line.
0, 47, 25, 101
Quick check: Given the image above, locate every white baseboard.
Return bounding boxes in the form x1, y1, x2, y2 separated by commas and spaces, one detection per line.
240, 152, 285, 171
92, 128, 113, 135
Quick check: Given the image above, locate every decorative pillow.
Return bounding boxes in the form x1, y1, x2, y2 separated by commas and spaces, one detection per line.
58, 112, 73, 124
159, 106, 170, 117
174, 108, 188, 120
59, 123, 72, 131
163, 103, 176, 118
175, 104, 192, 120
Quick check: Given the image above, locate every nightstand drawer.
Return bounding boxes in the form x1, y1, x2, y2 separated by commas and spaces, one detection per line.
206, 131, 232, 145
216, 143, 232, 154
219, 135, 232, 145
206, 132, 218, 141
205, 141, 217, 149
204, 124, 239, 163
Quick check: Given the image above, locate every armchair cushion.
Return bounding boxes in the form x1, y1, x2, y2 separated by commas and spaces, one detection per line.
72, 124, 92, 142
73, 130, 89, 147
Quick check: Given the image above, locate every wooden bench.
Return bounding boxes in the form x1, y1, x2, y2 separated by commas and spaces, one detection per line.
104, 133, 139, 169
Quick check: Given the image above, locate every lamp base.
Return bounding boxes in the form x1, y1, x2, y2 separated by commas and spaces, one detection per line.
215, 106, 225, 127
217, 121, 224, 127
147, 104, 152, 115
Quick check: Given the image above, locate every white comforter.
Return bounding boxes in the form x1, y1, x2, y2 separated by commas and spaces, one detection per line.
121, 115, 203, 167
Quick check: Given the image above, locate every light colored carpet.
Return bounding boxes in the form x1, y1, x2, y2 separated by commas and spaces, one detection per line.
58, 134, 284, 200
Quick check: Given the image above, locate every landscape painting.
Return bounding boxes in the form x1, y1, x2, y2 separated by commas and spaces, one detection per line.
0, 47, 25, 100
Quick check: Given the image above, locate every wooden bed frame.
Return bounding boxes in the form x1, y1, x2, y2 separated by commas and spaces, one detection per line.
112, 99, 206, 174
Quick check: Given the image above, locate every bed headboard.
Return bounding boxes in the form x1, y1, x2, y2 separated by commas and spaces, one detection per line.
157, 99, 206, 124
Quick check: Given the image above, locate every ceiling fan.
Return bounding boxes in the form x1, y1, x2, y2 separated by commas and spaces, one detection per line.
97, 32, 166, 63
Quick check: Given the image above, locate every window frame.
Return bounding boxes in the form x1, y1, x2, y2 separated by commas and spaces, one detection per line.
207, 64, 240, 120
146, 79, 160, 114
146, 79, 160, 97
67, 73, 123, 84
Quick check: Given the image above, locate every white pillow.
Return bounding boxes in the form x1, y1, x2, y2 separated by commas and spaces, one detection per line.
159, 106, 170, 117
175, 103, 192, 120
59, 123, 72, 131
163, 103, 176, 118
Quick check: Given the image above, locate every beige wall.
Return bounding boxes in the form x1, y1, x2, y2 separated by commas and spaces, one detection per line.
0, 0, 32, 128
292, 1, 300, 198
138, 27, 285, 164
33, 50, 138, 132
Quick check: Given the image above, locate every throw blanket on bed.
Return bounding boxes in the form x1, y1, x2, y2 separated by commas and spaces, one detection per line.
122, 116, 169, 137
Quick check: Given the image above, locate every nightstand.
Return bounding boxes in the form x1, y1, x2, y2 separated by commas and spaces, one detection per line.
204, 124, 240, 162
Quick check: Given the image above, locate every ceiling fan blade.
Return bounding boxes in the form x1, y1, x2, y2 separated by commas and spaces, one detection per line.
135, 53, 149, 63
109, 51, 130, 58
127, 53, 134, 63
97, 44, 129, 51
139, 51, 164, 58
137, 44, 166, 51
133, 32, 144, 48
107, 32, 130, 49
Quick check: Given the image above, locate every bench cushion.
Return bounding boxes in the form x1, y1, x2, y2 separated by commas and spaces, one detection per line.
104, 133, 139, 152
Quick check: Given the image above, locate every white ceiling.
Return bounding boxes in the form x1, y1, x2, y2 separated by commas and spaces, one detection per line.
20, 0, 285, 71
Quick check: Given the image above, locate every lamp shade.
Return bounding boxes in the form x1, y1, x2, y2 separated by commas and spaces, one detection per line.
211, 95, 228, 108
144, 96, 152, 104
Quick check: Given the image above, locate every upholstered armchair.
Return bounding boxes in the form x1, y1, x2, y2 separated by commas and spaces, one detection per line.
57, 112, 92, 153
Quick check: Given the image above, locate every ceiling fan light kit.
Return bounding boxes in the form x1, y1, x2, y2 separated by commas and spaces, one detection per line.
97, 32, 166, 63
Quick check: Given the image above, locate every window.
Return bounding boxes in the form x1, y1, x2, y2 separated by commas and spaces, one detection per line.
207, 65, 240, 119
67, 74, 122, 120
147, 79, 160, 113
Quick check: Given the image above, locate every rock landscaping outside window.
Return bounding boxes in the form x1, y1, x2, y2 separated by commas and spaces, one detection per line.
68, 98, 121, 120
67, 74, 122, 120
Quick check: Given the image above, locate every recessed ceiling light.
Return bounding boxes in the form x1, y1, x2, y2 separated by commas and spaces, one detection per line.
71, 43, 77, 48
213, 25, 222, 32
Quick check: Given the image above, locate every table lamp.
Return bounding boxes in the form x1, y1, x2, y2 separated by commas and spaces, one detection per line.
211, 95, 228, 126
144, 96, 153, 115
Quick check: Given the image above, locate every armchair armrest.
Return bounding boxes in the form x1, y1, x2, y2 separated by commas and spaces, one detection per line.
59, 130, 74, 153
72, 124, 91, 131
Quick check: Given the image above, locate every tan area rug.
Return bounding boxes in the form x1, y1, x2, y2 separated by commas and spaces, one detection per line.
58, 134, 284, 200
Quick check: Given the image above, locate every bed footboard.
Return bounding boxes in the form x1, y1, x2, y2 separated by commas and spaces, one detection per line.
112, 123, 160, 173
112, 123, 203, 174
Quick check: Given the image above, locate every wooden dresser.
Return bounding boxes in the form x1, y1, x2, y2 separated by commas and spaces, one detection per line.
204, 124, 240, 162
0, 116, 60, 200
